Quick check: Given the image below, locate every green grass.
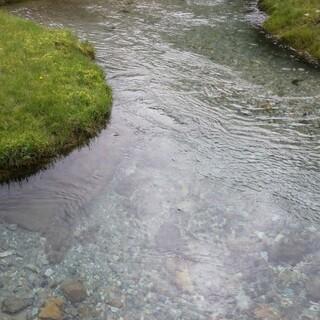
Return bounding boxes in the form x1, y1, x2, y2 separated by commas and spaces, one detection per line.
0, 10, 112, 182
259, 0, 320, 62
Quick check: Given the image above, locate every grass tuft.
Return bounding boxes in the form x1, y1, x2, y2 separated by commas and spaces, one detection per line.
0, 10, 112, 182
259, 0, 320, 62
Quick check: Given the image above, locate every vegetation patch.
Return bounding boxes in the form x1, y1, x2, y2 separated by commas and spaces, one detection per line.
0, 10, 112, 182
259, 0, 320, 62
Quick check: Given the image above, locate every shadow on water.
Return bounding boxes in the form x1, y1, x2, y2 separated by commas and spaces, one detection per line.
0, 117, 112, 185
0, 124, 135, 263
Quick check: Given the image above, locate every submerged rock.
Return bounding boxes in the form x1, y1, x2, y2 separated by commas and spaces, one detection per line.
305, 276, 320, 301
155, 222, 185, 253
253, 304, 280, 320
175, 267, 194, 293
44, 268, 54, 278
166, 257, 194, 293
268, 238, 307, 265
78, 306, 100, 319
60, 279, 87, 303
25, 264, 40, 274
103, 287, 125, 309
1, 296, 33, 314
38, 297, 64, 320
6, 224, 17, 231
106, 297, 124, 309
0, 250, 15, 258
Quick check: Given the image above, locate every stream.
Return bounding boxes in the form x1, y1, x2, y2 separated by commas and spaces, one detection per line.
1, 0, 320, 319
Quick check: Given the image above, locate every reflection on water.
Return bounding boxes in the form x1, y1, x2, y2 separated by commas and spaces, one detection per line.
0, 0, 320, 319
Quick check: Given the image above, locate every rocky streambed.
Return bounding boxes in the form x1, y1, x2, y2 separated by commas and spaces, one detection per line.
1, 210, 320, 320
0, 223, 126, 320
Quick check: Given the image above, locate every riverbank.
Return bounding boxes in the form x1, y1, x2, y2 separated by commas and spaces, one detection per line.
0, 10, 112, 182
258, 0, 320, 64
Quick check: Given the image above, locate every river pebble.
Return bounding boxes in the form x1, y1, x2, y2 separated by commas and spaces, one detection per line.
60, 279, 87, 303
1, 296, 33, 315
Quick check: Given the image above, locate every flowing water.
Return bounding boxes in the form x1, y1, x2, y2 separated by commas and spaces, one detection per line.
1, 0, 320, 319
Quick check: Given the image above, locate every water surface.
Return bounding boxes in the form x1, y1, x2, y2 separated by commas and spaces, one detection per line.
1, 0, 320, 319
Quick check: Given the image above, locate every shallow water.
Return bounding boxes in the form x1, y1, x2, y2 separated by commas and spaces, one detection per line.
1, 0, 320, 318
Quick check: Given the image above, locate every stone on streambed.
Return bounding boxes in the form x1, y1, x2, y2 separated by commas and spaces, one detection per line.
78, 305, 100, 319
305, 276, 320, 301
60, 279, 87, 303
268, 238, 307, 265
38, 297, 64, 320
175, 268, 194, 293
25, 264, 40, 274
1, 296, 33, 314
6, 224, 18, 232
106, 297, 124, 309
253, 304, 281, 320
166, 257, 194, 293
0, 250, 15, 258
105, 288, 125, 309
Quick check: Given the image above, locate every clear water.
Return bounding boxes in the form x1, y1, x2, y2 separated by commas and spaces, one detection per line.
1, 0, 320, 319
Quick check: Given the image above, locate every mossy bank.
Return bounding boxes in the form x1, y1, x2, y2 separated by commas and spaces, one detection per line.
0, 10, 112, 182
259, 0, 320, 64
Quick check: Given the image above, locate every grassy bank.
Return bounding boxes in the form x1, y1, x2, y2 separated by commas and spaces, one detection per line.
0, 10, 112, 182
259, 0, 320, 62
